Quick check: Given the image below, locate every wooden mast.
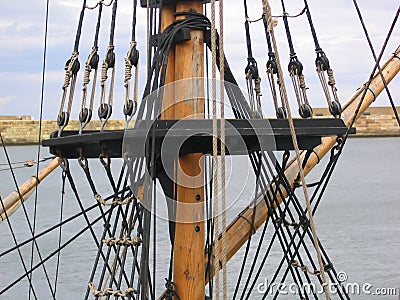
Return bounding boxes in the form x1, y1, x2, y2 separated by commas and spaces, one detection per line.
160, 1, 205, 299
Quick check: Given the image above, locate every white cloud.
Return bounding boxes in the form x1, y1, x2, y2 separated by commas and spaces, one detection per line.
0, 0, 399, 118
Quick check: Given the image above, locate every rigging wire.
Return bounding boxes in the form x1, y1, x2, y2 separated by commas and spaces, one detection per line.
29, 0, 50, 297
1, 206, 113, 296
0, 195, 39, 299
210, 1, 220, 299
53, 171, 66, 296
351, 0, 400, 126
303, 0, 341, 117
98, 0, 119, 131
79, 1, 103, 133
279, 0, 312, 119
0, 134, 56, 299
262, 1, 330, 298
57, 0, 87, 134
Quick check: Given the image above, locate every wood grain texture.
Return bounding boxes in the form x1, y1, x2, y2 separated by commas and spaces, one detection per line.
171, 2, 205, 300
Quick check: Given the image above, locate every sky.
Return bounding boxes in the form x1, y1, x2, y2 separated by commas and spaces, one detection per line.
0, 0, 399, 119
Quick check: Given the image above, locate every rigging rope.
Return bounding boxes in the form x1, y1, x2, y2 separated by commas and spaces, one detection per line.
244, 0, 263, 117
57, 0, 87, 134
53, 171, 66, 296
79, 1, 102, 133
303, 0, 341, 117
0, 134, 56, 299
98, 0, 118, 131
0, 195, 39, 299
31, 1, 50, 295
262, 1, 330, 298
123, 0, 140, 128
351, 0, 400, 126
279, 0, 312, 118
210, 1, 220, 299
218, 0, 228, 299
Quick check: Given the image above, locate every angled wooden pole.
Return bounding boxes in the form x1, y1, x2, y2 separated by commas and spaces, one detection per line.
207, 46, 400, 275
0, 158, 60, 223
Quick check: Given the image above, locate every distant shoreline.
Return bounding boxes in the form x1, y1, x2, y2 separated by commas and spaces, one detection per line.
1, 107, 399, 145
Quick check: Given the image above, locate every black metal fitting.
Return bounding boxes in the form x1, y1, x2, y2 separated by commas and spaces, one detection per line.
106, 48, 115, 68
57, 111, 70, 128
129, 46, 139, 67
79, 107, 92, 123
315, 51, 330, 71
299, 103, 313, 119
329, 101, 341, 117
89, 52, 100, 69
288, 58, 303, 75
98, 103, 112, 119
123, 100, 136, 116
276, 107, 287, 119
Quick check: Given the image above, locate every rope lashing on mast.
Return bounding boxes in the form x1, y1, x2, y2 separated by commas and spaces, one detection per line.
98, 0, 118, 131
262, 1, 331, 299
303, 0, 341, 117
79, 1, 104, 134
244, 0, 263, 118
123, 0, 139, 129
57, 0, 87, 134
280, 0, 312, 119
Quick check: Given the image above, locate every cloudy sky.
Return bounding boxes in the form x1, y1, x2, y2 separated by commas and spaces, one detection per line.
0, 0, 399, 119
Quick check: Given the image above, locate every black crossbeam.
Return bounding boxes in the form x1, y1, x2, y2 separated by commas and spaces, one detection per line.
42, 118, 354, 159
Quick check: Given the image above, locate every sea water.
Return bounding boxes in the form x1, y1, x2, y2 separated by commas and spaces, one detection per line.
0, 137, 399, 299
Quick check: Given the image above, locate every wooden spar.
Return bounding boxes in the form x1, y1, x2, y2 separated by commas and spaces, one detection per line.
0, 157, 60, 223
207, 46, 400, 274
160, 1, 206, 300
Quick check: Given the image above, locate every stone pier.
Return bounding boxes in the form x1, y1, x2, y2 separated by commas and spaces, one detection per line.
0, 107, 399, 145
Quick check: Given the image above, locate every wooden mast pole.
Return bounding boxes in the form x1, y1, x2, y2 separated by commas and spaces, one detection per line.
159, 1, 206, 299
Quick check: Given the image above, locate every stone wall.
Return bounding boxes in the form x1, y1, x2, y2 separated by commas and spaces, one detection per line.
0, 119, 126, 145
313, 106, 400, 137
0, 107, 399, 144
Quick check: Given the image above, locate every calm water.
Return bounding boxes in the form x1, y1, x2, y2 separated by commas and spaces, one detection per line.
0, 138, 399, 299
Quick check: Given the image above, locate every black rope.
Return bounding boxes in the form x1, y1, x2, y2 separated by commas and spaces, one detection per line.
93, 2, 103, 48
109, 0, 118, 46
83, 164, 134, 299
303, 0, 321, 52
0, 134, 56, 298
30, 0, 50, 296
73, 0, 87, 52
0, 190, 128, 259
0, 196, 39, 299
232, 152, 263, 299
64, 167, 130, 289
53, 171, 66, 296
270, 148, 350, 299
352, 0, 400, 127
1, 206, 112, 296
280, 0, 296, 57
132, 0, 138, 41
